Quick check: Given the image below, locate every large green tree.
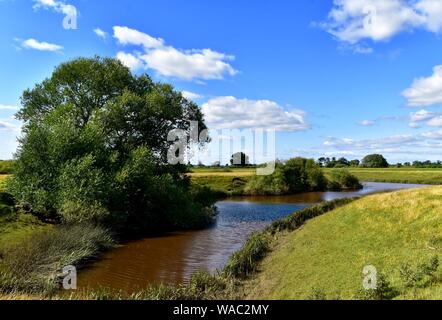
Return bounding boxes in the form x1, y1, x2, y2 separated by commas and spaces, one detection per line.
361, 154, 389, 168
9, 57, 213, 231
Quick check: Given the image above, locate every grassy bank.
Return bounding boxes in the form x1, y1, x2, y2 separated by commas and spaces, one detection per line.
0, 192, 114, 296
324, 168, 442, 185
245, 186, 442, 300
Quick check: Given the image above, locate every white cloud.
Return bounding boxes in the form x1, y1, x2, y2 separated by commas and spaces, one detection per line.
0, 120, 20, 132
0, 104, 18, 111
427, 116, 442, 127
33, 0, 75, 16
116, 52, 144, 71
410, 109, 435, 122
323, 134, 417, 150
402, 65, 442, 107
320, 0, 442, 51
415, 0, 442, 32
421, 129, 442, 139
113, 26, 164, 49
113, 26, 237, 81
359, 119, 375, 126
93, 28, 108, 39
181, 91, 202, 100
202, 96, 309, 132
21, 38, 63, 51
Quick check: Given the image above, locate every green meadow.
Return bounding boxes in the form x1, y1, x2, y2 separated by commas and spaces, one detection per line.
244, 187, 442, 300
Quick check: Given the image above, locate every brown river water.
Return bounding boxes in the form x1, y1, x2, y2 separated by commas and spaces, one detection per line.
77, 182, 425, 293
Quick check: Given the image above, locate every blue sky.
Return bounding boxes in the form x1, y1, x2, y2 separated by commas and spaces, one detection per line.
1, 0, 442, 164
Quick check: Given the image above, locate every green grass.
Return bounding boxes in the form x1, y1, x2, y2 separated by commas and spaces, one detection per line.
0, 223, 114, 295
245, 187, 442, 300
0, 175, 10, 192
0, 193, 114, 297
190, 167, 255, 174
0, 161, 15, 175
0, 205, 50, 251
191, 175, 252, 196
324, 168, 442, 185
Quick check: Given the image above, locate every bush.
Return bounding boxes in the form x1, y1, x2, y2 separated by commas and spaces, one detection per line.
357, 272, 397, 300
244, 157, 329, 196
0, 192, 15, 207
244, 167, 289, 195
328, 170, 362, 191
399, 256, 440, 289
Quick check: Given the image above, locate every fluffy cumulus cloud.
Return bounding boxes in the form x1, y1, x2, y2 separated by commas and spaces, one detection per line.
116, 52, 144, 71
21, 38, 63, 51
320, 0, 442, 51
201, 96, 309, 132
113, 26, 237, 81
402, 65, 442, 107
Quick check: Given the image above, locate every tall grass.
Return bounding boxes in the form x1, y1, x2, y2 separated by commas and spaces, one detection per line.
0, 223, 114, 295
224, 233, 270, 279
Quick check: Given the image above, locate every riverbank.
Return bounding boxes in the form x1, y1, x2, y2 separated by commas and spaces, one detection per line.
324, 168, 442, 185
243, 186, 442, 300
190, 166, 362, 198
2, 185, 440, 300
1, 168, 440, 300
191, 167, 442, 187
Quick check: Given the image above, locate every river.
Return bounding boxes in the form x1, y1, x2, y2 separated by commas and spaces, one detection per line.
78, 182, 425, 293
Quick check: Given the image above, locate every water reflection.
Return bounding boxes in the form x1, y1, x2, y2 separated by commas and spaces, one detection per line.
78, 182, 426, 293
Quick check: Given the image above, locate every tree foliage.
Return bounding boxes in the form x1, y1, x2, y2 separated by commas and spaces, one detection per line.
245, 158, 361, 196
8, 57, 214, 231
230, 152, 250, 167
361, 154, 389, 168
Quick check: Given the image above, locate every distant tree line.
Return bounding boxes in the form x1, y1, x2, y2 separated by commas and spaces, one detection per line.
317, 154, 389, 168
395, 160, 442, 168
317, 154, 442, 169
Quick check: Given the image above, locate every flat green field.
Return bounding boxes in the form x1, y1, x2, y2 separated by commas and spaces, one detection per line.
245, 186, 442, 300
324, 168, 442, 185
189, 168, 254, 196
